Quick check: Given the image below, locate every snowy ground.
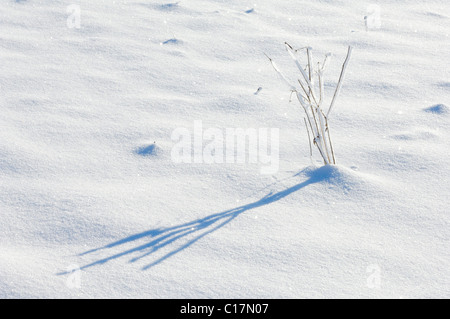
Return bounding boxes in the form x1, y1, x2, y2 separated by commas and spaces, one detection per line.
0, 0, 449, 298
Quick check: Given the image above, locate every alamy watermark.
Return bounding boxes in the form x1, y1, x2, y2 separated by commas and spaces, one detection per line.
67, 4, 81, 29
65, 264, 81, 289
365, 4, 381, 31
171, 121, 280, 175
366, 264, 381, 289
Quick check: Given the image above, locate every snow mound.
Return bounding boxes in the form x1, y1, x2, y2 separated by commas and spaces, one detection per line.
424, 104, 449, 115
161, 38, 183, 45
390, 128, 439, 141
301, 165, 389, 195
135, 143, 161, 156
158, 2, 180, 11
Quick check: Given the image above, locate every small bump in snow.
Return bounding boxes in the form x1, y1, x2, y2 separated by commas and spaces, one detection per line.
424, 104, 449, 115
135, 143, 160, 156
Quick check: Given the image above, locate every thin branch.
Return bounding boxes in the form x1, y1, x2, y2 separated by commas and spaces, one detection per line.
298, 79, 321, 142
295, 92, 316, 138
327, 46, 353, 118
285, 43, 320, 107
317, 110, 331, 163
307, 47, 313, 93
264, 53, 296, 91
298, 79, 310, 104
304, 117, 314, 165
321, 53, 332, 72
326, 120, 336, 164
313, 136, 329, 165
318, 62, 324, 106
322, 112, 336, 164
268, 44, 351, 166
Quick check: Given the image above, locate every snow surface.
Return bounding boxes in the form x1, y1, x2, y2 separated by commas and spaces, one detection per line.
1, 0, 449, 298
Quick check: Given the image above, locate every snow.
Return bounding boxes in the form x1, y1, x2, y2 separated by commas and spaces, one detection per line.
1, 0, 449, 298
424, 104, 449, 114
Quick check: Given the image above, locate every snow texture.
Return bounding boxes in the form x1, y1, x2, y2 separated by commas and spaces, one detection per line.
0, 0, 449, 298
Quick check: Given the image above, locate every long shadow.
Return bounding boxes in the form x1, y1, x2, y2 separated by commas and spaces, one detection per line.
69, 167, 330, 272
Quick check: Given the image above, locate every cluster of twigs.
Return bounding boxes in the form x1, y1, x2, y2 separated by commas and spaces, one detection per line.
267, 43, 352, 165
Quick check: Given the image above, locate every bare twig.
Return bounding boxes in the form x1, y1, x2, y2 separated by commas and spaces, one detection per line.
325, 116, 336, 164
269, 44, 352, 166
285, 43, 320, 107
327, 46, 353, 118
304, 117, 313, 160
265, 53, 296, 91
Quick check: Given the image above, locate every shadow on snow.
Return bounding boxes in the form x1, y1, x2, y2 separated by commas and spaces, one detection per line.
63, 166, 332, 272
